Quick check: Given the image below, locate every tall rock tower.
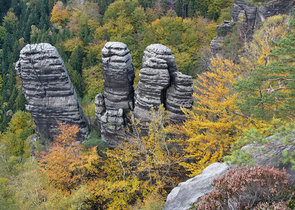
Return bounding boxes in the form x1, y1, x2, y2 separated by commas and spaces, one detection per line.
134, 44, 193, 128
16, 43, 90, 141
95, 42, 135, 147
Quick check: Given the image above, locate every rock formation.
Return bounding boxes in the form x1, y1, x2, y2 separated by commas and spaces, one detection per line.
210, 20, 233, 57
96, 42, 135, 147
16, 43, 90, 141
134, 44, 193, 127
164, 163, 230, 210
96, 43, 193, 146
210, 0, 295, 57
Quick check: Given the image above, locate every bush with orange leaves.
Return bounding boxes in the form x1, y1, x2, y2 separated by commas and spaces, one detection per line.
38, 122, 101, 193
196, 165, 291, 209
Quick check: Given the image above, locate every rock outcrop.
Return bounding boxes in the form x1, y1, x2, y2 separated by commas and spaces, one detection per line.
210, 0, 295, 57
134, 44, 193, 127
16, 43, 90, 141
164, 163, 230, 210
96, 42, 135, 147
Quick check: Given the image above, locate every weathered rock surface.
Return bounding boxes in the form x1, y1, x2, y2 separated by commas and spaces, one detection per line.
164, 163, 230, 210
166, 71, 193, 122
211, 0, 295, 57
101, 42, 135, 112
242, 134, 295, 184
16, 43, 90, 141
96, 42, 135, 147
134, 44, 193, 126
96, 43, 193, 145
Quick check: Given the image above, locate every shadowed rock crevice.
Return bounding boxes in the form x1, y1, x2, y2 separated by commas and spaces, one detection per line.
16, 43, 90, 141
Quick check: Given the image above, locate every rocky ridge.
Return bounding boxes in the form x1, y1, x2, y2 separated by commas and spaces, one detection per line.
164, 133, 295, 210
16, 43, 90, 141
164, 163, 230, 210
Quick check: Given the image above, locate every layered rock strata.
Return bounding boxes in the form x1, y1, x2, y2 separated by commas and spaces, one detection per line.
210, 20, 233, 57
16, 43, 90, 141
101, 42, 135, 112
96, 43, 193, 146
134, 44, 193, 126
96, 42, 135, 147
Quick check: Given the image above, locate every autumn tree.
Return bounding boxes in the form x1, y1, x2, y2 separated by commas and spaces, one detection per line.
38, 122, 100, 193
50, 1, 70, 27
0, 111, 35, 157
87, 105, 182, 209
178, 56, 249, 176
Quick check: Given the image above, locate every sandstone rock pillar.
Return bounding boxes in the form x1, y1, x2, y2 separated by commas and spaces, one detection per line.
134, 44, 193, 126
16, 43, 90, 141
96, 42, 135, 147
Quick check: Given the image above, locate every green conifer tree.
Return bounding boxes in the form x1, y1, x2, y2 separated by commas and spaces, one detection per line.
236, 12, 295, 121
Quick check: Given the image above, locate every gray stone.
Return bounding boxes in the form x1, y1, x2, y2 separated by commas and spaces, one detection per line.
164, 163, 230, 210
96, 42, 135, 147
164, 134, 295, 210
166, 72, 193, 122
97, 43, 193, 145
101, 41, 134, 113
134, 44, 193, 127
16, 43, 90, 141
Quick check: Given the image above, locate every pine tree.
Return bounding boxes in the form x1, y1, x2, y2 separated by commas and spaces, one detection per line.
236, 13, 295, 121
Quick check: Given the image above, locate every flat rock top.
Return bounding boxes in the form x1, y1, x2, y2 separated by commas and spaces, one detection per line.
102, 42, 130, 56
104, 42, 127, 50
145, 44, 172, 55
20, 43, 57, 54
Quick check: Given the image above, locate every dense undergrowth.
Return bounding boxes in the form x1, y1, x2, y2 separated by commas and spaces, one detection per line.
0, 0, 295, 209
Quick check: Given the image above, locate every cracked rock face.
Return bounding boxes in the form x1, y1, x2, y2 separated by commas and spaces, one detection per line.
96, 42, 135, 147
134, 44, 193, 127
16, 43, 90, 141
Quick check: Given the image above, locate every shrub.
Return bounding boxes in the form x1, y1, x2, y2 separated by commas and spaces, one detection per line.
196, 165, 290, 209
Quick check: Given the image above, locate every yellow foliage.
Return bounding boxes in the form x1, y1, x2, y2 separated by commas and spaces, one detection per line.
241, 14, 288, 71
38, 123, 101, 193
50, 1, 70, 27
64, 37, 83, 52
86, 106, 182, 208
179, 56, 250, 176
